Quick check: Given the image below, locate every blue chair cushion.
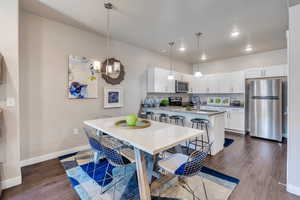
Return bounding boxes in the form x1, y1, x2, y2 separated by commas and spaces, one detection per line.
174, 151, 207, 176
88, 137, 103, 152
174, 163, 186, 175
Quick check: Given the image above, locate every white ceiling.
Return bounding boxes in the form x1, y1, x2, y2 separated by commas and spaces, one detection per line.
21, 0, 289, 64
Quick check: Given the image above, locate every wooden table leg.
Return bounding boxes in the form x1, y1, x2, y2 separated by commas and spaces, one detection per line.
134, 147, 151, 200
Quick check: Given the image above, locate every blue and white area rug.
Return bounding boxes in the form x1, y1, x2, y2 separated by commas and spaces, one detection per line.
60, 150, 239, 200
224, 138, 234, 147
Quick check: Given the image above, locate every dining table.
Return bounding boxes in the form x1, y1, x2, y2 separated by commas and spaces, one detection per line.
84, 116, 204, 200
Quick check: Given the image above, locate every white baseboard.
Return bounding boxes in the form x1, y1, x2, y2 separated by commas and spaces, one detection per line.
1, 176, 22, 190
287, 184, 300, 196
20, 145, 90, 167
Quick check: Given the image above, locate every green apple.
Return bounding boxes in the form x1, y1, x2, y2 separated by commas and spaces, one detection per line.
126, 114, 138, 126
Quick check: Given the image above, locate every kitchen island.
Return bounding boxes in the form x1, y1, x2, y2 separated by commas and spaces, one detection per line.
144, 106, 226, 155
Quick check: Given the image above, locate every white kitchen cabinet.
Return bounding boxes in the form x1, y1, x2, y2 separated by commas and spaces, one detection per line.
245, 65, 288, 79
264, 65, 288, 77
226, 108, 245, 133
148, 67, 248, 94
205, 72, 244, 94
190, 76, 207, 93
244, 68, 264, 79
217, 74, 231, 93
147, 67, 175, 93
175, 72, 191, 82
206, 75, 220, 93
188, 76, 196, 93
201, 106, 245, 134
231, 71, 245, 93
195, 76, 207, 93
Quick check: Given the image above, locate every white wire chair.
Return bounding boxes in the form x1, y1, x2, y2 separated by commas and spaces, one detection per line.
158, 142, 213, 200
100, 136, 137, 200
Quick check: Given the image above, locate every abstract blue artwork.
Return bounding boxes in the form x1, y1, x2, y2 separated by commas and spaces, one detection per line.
104, 87, 124, 108
68, 55, 98, 99
108, 91, 119, 103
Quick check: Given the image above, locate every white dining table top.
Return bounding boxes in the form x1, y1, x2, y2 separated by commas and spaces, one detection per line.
84, 116, 204, 155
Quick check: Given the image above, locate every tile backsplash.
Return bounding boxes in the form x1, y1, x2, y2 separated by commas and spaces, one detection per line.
192, 93, 245, 105
146, 93, 190, 102
145, 92, 244, 105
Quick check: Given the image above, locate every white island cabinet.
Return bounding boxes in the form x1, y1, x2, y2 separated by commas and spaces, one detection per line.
144, 107, 225, 156
201, 106, 245, 134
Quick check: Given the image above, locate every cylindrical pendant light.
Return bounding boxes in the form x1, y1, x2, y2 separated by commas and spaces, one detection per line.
194, 32, 203, 77
98, 2, 121, 75
168, 41, 175, 80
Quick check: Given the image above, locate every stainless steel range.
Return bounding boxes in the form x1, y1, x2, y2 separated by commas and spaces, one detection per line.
246, 78, 286, 142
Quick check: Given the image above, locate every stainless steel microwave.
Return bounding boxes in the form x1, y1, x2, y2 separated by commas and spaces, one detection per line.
175, 80, 189, 93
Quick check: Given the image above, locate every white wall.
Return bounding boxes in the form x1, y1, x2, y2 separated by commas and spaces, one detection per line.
287, 4, 300, 196
19, 11, 192, 161
0, 0, 21, 188
193, 49, 287, 74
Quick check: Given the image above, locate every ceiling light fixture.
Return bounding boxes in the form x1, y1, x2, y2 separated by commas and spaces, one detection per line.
231, 30, 240, 38
201, 53, 207, 61
245, 45, 253, 52
194, 32, 203, 77
168, 41, 175, 80
97, 2, 121, 75
179, 46, 186, 52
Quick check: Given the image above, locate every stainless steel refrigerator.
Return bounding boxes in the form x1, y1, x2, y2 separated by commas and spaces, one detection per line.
247, 78, 283, 142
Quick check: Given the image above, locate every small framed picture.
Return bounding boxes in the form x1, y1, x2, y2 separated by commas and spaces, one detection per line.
104, 87, 124, 108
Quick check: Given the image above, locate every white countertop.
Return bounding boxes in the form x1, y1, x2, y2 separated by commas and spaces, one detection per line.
84, 116, 204, 155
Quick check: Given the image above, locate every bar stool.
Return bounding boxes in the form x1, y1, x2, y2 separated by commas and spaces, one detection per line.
169, 115, 185, 126
158, 113, 169, 123
145, 111, 154, 120
189, 118, 211, 154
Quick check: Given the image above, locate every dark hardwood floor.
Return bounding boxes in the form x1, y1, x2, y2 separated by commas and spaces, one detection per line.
2, 133, 300, 200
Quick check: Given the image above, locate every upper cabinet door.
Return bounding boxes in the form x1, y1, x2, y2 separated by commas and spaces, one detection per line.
206, 75, 220, 93
187, 75, 196, 93
217, 72, 245, 94
245, 65, 288, 79
147, 67, 175, 93
218, 73, 233, 93
192, 76, 207, 93
264, 64, 288, 77
231, 71, 245, 93
197, 76, 207, 93
244, 68, 264, 79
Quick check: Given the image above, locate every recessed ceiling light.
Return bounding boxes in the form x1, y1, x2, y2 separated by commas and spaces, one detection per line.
245, 45, 253, 52
201, 54, 207, 61
231, 30, 240, 38
179, 47, 186, 52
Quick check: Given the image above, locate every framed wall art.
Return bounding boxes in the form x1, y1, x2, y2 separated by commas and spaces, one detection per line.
104, 87, 124, 108
68, 55, 99, 99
